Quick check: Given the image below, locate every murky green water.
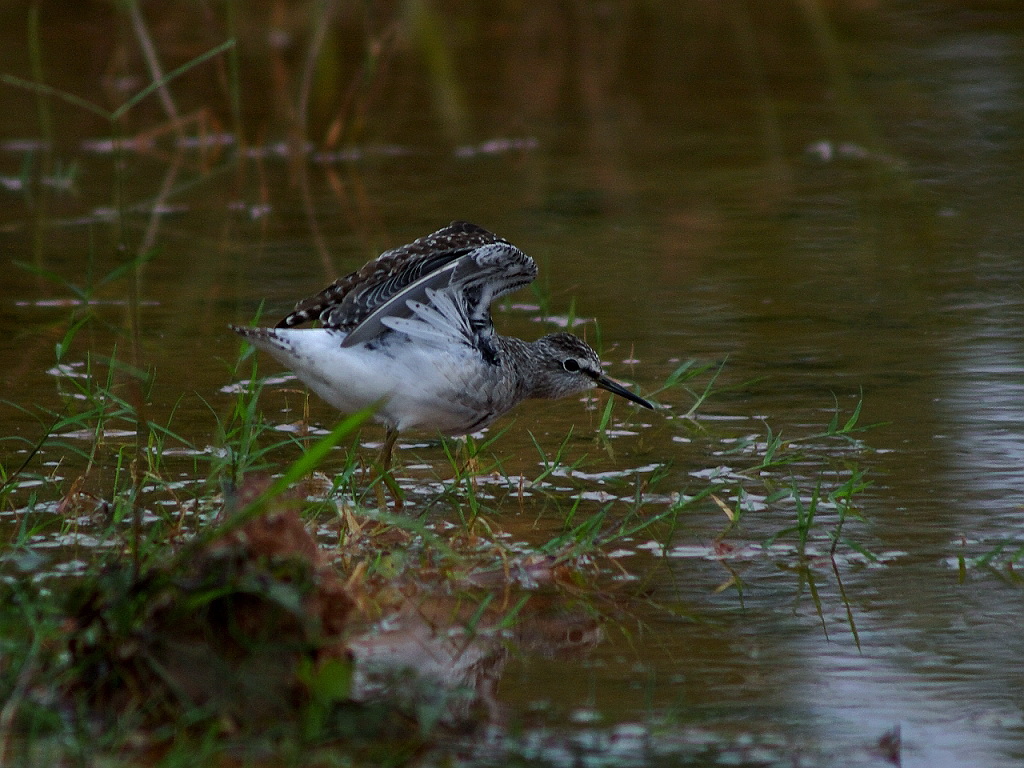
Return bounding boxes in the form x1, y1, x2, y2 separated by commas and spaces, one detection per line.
2, 1, 1024, 765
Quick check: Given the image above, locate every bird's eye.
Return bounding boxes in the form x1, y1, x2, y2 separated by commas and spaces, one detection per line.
562, 358, 581, 373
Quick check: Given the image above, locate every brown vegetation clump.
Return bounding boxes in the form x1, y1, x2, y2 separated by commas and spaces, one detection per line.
63, 482, 354, 731
55, 476, 610, 746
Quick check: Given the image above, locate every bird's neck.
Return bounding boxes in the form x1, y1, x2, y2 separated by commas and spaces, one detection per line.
495, 335, 562, 401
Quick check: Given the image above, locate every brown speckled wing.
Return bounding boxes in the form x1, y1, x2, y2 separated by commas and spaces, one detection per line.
275, 222, 509, 330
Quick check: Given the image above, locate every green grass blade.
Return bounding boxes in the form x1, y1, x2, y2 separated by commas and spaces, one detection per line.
110, 39, 235, 121
0, 73, 111, 120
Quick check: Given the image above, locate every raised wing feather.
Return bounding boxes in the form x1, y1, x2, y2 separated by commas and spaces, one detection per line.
341, 240, 537, 347
276, 221, 509, 330
379, 289, 475, 348
275, 221, 539, 354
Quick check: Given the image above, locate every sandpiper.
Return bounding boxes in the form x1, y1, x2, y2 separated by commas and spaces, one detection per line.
232, 221, 654, 472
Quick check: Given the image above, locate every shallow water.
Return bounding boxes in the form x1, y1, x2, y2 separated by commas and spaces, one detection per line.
2, 1, 1024, 765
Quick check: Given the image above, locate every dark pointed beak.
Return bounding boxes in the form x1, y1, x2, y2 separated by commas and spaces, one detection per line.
594, 373, 655, 410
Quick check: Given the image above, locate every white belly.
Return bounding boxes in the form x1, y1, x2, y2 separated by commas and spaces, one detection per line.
247, 327, 498, 435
